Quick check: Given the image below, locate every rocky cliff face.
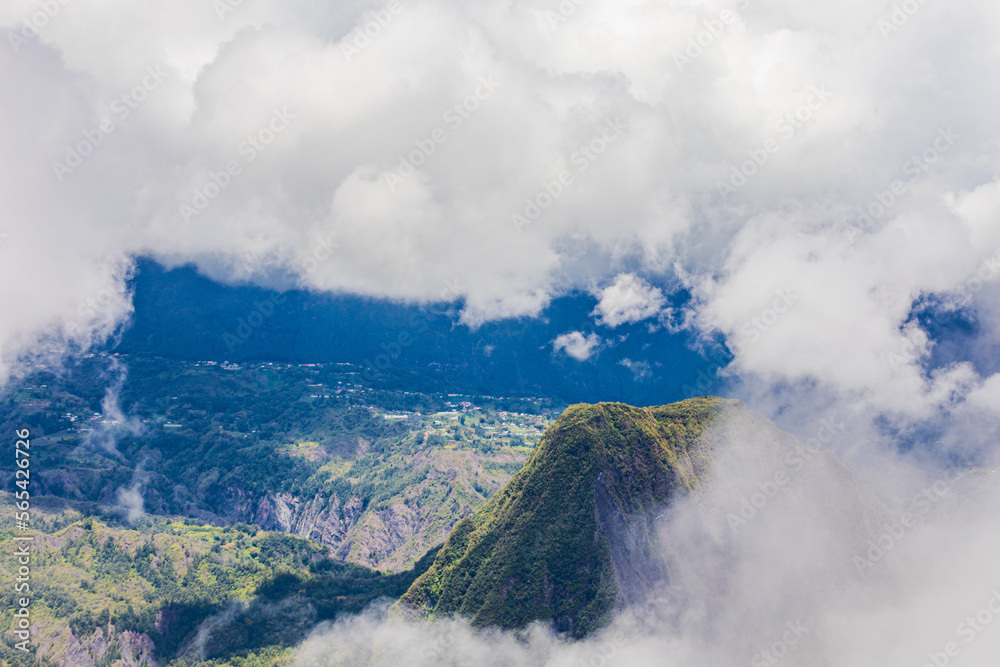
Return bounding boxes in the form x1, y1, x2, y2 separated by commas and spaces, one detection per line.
29, 435, 528, 575
593, 472, 669, 611
35, 624, 156, 667
250, 491, 365, 548
180, 445, 528, 573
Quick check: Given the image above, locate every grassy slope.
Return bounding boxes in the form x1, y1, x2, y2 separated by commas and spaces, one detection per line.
0, 497, 438, 667
399, 397, 730, 637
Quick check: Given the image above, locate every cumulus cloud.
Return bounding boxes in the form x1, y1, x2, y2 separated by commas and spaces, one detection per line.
0, 0, 999, 420
965, 373, 1000, 412
695, 175, 1000, 417
593, 273, 667, 328
553, 330, 601, 361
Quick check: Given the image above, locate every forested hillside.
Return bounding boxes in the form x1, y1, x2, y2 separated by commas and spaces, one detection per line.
0, 496, 439, 666
0, 355, 559, 572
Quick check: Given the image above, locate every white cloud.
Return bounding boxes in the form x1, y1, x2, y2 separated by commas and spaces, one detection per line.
619, 358, 652, 381
593, 273, 667, 328
965, 373, 1000, 413
695, 180, 1000, 417
0, 0, 998, 423
116, 482, 145, 523
553, 331, 601, 361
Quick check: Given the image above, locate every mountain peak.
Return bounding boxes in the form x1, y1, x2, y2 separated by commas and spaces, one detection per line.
398, 397, 748, 636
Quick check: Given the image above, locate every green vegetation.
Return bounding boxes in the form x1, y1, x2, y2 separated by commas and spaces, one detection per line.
0, 354, 566, 664
3, 360, 746, 657
399, 398, 733, 637
0, 355, 559, 571
0, 496, 439, 666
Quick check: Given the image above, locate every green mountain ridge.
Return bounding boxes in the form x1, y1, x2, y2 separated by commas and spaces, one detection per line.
398, 397, 891, 638
398, 398, 734, 636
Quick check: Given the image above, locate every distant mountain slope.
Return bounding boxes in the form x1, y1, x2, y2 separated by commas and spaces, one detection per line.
0, 496, 439, 667
113, 259, 731, 405
399, 398, 891, 638
0, 356, 548, 574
